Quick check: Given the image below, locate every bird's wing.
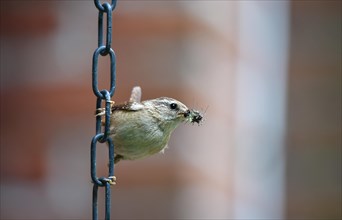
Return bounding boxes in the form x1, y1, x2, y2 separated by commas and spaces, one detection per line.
111, 101, 144, 112
129, 86, 142, 103
111, 86, 143, 112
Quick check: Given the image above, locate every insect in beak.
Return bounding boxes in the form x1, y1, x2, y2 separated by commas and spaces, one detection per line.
191, 112, 203, 124
183, 109, 203, 124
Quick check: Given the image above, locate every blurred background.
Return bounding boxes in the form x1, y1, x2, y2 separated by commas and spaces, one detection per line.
0, 0, 340, 219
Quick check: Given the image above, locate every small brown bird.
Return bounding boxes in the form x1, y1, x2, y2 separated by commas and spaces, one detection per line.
97, 86, 203, 164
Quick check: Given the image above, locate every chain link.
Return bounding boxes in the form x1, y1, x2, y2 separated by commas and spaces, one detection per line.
91, 1, 117, 220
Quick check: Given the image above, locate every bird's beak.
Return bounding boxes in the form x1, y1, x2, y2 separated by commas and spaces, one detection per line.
183, 109, 191, 118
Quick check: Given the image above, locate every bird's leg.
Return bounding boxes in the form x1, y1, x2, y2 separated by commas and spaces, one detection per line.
95, 101, 115, 117
95, 108, 105, 117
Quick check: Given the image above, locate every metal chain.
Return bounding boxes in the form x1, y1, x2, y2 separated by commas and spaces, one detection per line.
91, 1, 117, 220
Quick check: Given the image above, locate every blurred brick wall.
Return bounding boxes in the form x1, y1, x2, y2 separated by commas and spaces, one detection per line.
286, 1, 341, 219
1, 0, 340, 219
1, 1, 234, 219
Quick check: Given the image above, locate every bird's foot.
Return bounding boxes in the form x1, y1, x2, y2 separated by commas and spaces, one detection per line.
107, 176, 116, 185
94, 101, 115, 117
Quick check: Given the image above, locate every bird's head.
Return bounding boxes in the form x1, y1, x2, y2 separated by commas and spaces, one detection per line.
145, 97, 190, 122
143, 97, 202, 131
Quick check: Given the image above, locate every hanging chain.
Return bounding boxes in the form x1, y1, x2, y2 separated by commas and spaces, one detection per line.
91, 1, 117, 220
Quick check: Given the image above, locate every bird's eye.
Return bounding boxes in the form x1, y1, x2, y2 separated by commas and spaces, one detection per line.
170, 103, 178, 110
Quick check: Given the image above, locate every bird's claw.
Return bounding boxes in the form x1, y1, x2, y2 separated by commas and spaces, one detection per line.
108, 100, 115, 108
95, 108, 105, 117
107, 176, 116, 185
95, 101, 115, 117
